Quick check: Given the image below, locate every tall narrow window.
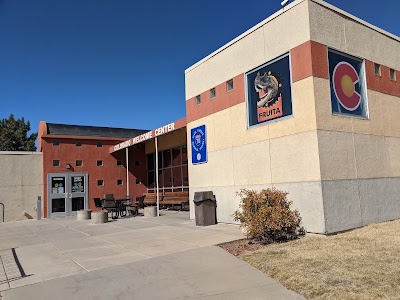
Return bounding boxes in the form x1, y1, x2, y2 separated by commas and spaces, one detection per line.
210, 88, 216, 99
97, 142, 102, 148
196, 95, 201, 105
226, 79, 234, 91
76, 160, 82, 167
390, 69, 396, 81
97, 160, 103, 166
374, 63, 381, 76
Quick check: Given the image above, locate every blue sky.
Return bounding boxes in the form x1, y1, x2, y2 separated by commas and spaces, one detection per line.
1, 0, 399, 133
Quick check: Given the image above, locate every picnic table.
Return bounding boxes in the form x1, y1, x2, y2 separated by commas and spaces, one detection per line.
100, 195, 138, 219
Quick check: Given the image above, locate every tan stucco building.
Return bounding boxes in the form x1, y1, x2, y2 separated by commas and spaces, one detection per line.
185, 0, 400, 233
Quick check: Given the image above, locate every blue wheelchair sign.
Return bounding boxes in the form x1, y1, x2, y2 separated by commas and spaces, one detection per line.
191, 125, 207, 165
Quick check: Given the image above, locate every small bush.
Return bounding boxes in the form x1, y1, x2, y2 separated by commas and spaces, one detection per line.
233, 188, 305, 244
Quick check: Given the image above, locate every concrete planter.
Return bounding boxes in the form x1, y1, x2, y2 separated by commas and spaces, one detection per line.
91, 211, 108, 224
77, 210, 92, 220
144, 206, 157, 217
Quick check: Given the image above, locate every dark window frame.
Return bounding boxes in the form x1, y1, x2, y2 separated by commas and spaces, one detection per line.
210, 87, 216, 99
390, 69, 396, 81
196, 95, 201, 105
226, 79, 234, 91
374, 63, 381, 76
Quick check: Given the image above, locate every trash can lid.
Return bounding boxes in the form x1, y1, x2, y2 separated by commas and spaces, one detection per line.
194, 191, 216, 203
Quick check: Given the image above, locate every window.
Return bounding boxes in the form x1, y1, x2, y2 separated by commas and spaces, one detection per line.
97, 160, 103, 166
146, 145, 188, 193
117, 160, 123, 166
390, 69, 396, 81
182, 145, 188, 165
374, 63, 381, 76
226, 79, 234, 91
136, 178, 141, 184
76, 160, 82, 167
97, 142, 102, 148
117, 179, 123, 185
196, 95, 201, 105
52, 140, 59, 146
97, 180, 104, 186
210, 88, 216, 99
76, 141, 82, 147
53, 160, 60, 167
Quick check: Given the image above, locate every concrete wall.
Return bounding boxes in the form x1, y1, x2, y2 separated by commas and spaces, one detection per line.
308, 1, 400, 233
0, 152, 42, 222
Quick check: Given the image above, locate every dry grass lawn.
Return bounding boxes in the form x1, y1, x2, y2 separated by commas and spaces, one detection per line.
241, 220, 400, 300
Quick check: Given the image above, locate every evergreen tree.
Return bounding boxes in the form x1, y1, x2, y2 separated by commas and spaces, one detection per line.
0, 114, 37, 151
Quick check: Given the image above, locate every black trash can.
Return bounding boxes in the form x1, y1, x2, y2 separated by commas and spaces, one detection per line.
194, 191, 217, 226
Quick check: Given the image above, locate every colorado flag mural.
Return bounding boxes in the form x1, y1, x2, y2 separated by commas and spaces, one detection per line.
328, 50, 368, 117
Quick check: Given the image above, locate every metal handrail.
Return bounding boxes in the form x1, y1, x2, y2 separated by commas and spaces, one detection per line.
0, 203, 4, 222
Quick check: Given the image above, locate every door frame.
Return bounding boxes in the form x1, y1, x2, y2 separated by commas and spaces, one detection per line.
47, 173, 89, 217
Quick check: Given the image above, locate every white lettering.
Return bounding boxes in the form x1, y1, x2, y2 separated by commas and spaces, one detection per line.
155, 122, 175, 136
133, 131, 153, 144
114, 139, 132, 152
113, 122, 176, 152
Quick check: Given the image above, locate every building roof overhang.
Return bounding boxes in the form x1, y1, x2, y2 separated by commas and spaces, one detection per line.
109, 117, 187, 153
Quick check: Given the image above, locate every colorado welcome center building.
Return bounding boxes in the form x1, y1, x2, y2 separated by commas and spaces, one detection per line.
3, 0, 399, 234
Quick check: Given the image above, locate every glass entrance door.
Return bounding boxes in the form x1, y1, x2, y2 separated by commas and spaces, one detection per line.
48, 173, 88, 217
68, 175, 86, 215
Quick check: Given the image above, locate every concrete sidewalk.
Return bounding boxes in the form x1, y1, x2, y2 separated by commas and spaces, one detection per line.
0, 211, 304, 299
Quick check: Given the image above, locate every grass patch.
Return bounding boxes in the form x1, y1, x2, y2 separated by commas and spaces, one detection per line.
239, 220, 400, 299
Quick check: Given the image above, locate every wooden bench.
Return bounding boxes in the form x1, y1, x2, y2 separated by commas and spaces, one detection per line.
143, 192, 163, 206
163, 191, 189, 209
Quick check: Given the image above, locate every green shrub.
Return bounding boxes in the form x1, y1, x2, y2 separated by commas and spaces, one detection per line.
233, 188, 305, 244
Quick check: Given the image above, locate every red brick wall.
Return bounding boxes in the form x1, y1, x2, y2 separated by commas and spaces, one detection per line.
42, 137, 147, 217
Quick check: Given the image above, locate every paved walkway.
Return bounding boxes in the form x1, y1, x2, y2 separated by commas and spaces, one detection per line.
0, 211, 304, 299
